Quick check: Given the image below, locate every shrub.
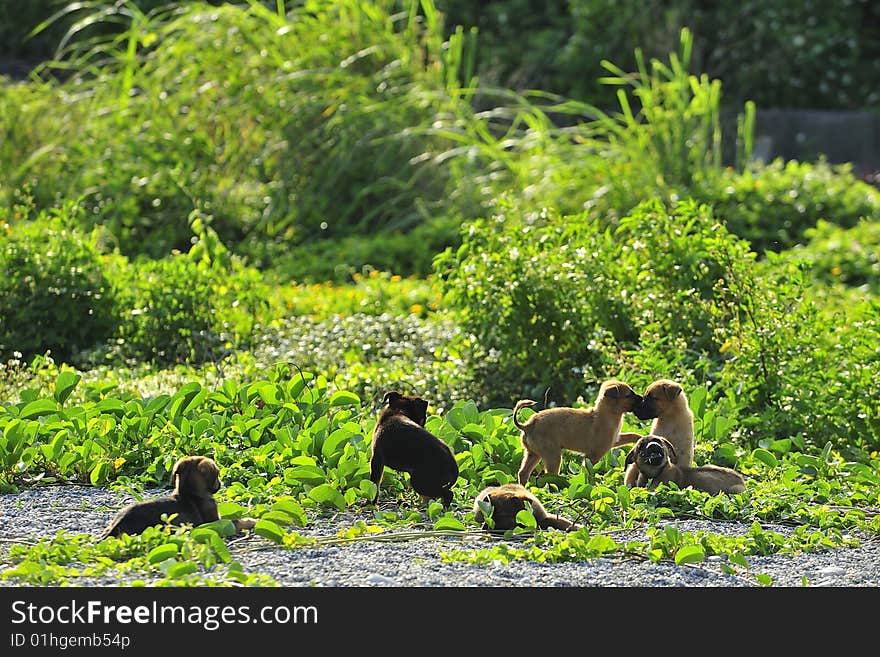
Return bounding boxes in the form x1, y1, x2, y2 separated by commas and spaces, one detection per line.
787, 218, 880, 293
112, 214, 268, 364
696, 159, 880, 254
0, 200, 119, 363
434, 197, 751, 404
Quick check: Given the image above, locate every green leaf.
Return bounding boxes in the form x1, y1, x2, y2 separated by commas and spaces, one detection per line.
89, 461, 109, 486
194, 520, 236, 538
307, 484, 346, 510
95, 398, 126, 415
674, 545, 705, 565
253, 519, 285, 543
217, 502, 245, 520
755, 573, 773, 586
433, 516, 466, 531
751, 448, 778, 468
261, 510, 296, 526
515, 509, 537, 529
271, 499, 308, 527
820, 441, 833, 464
329, 390, 360, 407
729, 553, 749, 569
166, 561, 199, 578
20, 398, 59, 420
147, 543, 180, 564
53, 371, 81, 405
283, 465, 327, 485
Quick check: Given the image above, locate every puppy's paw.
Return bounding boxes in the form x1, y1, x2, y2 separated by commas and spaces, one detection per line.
233, 517, 258, 532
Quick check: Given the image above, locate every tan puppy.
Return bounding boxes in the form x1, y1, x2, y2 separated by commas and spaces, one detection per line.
514, 380, 643, 485
624, 379, 694, 487
473, 484, 575, 531
99, 456, 256, 539
624, 435, 746, 495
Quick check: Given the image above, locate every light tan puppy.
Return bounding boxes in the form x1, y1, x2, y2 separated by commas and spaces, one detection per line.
514, 380, 643, 485
473, 483, 575, 531
624, 435, 746, 495
624, 379, 694, 487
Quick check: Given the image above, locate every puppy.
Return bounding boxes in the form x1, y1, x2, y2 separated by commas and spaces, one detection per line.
99, 456, 256, 539
624, 435, 746, 495
370, 391, 459, 507
624, 379, 695, 487
473, 483, 575, 531
514, 380, 643, 485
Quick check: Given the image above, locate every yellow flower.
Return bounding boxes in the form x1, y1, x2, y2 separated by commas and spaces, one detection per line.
391, 275, 402, 282
410, 304, 424, 315
719, 341, 731, 353
831, 266, 842, 276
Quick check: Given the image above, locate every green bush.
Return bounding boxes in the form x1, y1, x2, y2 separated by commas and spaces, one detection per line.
696, 159, 880, 254
787, 218, 880, 293
434, 198, 750, 403
112, 214, 268, 364
0, 200, 119, 362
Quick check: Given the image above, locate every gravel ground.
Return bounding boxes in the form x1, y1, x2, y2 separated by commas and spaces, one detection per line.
1, 485, 878, 588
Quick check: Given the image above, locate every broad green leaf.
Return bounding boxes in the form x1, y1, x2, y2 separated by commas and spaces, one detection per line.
271, 499, 308, 527
460, 423, 485, 441
53, 371, 81, 405
20, 399, 59, 420
674, 545, 705, 565
515, 509, 537, 529
147, 543, 179, 564
689, 385, 707, 418
89, 461, 109, 486
729, 553, 750, 568
95, 398, 126, 415
585, 534, 619, 555
321, 427, 354, 461
194, 520, 236, 538
751, 448, 778, 468
261, 510, 296, 526
433, 516, 466, 531
755, 573, 773, 586
253, 519, 285, 543
821, 441, 833, 464
307, 484, 346, 510
283, 465, 327, 485
217, 502, 245, 520
166, 561, 199, 578
329, 390, 360, 407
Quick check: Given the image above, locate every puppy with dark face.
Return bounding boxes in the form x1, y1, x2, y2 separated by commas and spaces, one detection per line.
99, 456, 256, 539
624, 379, 695, 487
370, 391, 459, 507
473, 483, 575, 531
514, 380, 643, 485
624, 435, 746, 495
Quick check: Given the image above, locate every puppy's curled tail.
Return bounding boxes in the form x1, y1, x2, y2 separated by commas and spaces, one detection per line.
512, 399, 538, 432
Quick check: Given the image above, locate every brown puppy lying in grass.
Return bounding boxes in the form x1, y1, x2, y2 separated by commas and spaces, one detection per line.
473, 483, 575, 531
514, 380, 643, 485
370, 391, 459, 508
624, 435, 746, 495
99, 456, 256, 539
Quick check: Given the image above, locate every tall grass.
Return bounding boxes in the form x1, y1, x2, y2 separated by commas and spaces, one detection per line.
1, 0, 483, 265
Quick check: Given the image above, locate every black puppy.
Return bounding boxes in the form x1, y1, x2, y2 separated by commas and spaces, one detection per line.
99, 456, 255, 539
370, 391, 459, 507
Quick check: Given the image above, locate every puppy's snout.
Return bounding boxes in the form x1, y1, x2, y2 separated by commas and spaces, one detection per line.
640, 440, 666, 466
211, 477, 222, 493
634, 398, 658, 421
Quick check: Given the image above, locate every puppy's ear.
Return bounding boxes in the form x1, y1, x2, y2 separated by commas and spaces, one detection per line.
198, 458, 221, 492
171, 457, 190, 485
604, 384, 622, 400
660, 437, 678, 463
417, 398, 428, 415
382, 391, 402, 406
624, 446, 637, 468
661, 382, 683, 401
